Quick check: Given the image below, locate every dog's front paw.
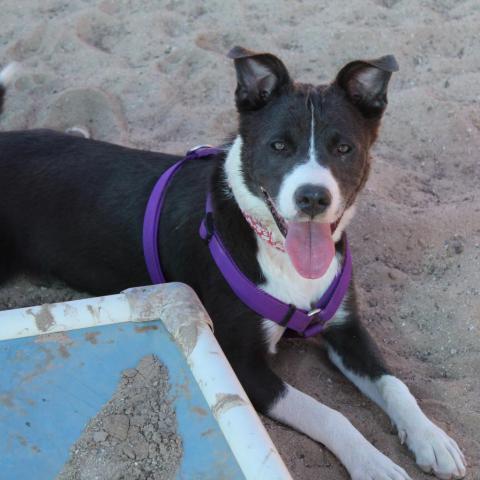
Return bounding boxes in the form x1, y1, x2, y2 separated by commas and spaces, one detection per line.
399, 420, 466, 479
348, 444, 411, 480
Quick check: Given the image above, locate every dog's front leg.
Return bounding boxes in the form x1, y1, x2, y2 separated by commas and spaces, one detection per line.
233, 352, 410, 479
323, 313, 466, 479
268, 383, 410, 480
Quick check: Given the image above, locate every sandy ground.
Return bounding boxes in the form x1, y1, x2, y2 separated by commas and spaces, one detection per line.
58, 355, 182, 480
1, 0, 479, 478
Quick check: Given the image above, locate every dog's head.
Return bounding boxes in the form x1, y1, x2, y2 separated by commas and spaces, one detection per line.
224, 47, 398, 279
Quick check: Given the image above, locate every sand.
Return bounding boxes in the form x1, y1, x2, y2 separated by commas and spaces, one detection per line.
1, 0, 479, 478
57, 355, 182, 480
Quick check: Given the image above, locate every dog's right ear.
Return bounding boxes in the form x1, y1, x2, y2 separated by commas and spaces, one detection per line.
227, 46, 291, 111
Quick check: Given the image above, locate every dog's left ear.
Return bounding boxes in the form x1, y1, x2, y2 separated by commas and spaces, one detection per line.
227, 46, 291, 111
335, 55, 399, 118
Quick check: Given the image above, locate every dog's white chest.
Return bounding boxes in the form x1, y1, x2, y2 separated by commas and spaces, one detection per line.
256, 240, 342, 353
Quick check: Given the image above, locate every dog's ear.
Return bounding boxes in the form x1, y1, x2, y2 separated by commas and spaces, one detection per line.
335, 55, 399, 118
227, 46, 291, 111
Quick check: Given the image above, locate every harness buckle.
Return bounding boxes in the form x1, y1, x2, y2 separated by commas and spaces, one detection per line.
308, 307, 322, 318
302, 307, 325, 337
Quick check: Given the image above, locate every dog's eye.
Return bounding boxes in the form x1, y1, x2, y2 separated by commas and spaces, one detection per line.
337, 144, 352, 154
271, 141, 287, 152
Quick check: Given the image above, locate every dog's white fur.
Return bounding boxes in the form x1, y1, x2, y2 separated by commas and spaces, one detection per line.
329, 349, 466, 479
223, 132, 466, 479
270, 384, 411, 480
224, 136, 278, 235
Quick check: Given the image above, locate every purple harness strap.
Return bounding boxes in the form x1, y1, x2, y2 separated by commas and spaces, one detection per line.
143, 146, 352, 337
143, 145, 224, 283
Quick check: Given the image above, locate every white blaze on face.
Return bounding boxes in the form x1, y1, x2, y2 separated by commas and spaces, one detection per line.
277, 105, 342, 223
276, 105, 343, 279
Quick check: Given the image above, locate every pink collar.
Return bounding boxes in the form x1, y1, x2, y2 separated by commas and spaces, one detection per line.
242, 211, 286, 252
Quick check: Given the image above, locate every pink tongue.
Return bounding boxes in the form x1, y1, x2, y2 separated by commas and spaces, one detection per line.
285, 222, 335, 279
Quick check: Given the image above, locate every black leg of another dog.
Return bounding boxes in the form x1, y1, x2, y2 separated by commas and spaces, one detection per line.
322, 292, 466, 479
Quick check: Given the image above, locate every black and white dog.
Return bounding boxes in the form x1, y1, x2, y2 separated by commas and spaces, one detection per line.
0, 49, 466, 479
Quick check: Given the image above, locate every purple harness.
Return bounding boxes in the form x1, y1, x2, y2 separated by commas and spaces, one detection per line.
143, 145, 352, 337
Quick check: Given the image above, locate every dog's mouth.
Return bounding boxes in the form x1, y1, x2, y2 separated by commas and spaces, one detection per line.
260, 186, 336, 279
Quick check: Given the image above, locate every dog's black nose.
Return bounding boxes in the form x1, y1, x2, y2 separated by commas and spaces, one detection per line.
294, 184, 332, 218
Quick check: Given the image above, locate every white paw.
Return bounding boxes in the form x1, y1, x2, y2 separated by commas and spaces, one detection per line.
348, 444, 411, 480
400, 421, 466, 479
